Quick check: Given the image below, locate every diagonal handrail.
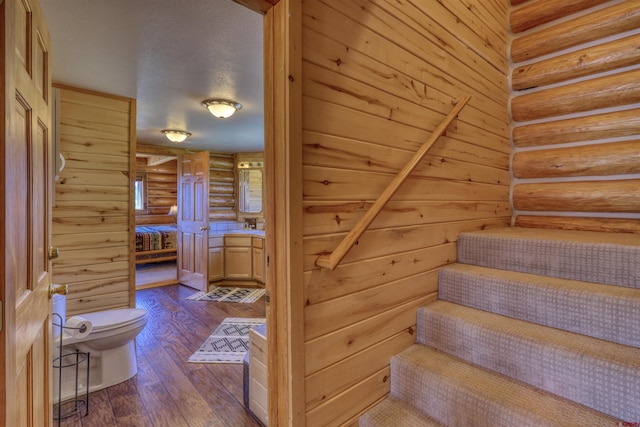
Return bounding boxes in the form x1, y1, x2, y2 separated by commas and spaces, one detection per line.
315, 96, 471, 270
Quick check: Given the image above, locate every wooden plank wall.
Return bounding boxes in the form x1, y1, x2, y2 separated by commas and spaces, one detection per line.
300, 1, 511, 425
510, 0, 640, 233
52, 85, 135, 316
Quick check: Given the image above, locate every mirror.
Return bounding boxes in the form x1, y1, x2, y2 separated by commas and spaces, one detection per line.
239, 168, 263, 213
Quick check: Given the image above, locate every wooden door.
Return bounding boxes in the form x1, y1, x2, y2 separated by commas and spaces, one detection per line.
177, 151, 210, 290
2, 0, 53, 425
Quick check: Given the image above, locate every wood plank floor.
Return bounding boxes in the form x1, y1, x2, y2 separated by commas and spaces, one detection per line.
57, 284, 265, 427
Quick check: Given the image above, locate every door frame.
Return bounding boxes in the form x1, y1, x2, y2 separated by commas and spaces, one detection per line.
236, 0, 304, 425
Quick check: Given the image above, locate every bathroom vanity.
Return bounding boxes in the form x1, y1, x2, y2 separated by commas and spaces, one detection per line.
208, 230, 266, 286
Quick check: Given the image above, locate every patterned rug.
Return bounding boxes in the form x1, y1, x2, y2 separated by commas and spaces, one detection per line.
186, 286, 266, 303
188, 317, 266, 364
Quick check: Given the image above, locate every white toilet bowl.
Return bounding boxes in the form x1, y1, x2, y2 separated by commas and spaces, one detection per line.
52, 295, 148, 402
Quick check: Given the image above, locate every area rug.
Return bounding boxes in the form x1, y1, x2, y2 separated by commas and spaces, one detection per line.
186, 286, 266, 303
188, 317, 266, 364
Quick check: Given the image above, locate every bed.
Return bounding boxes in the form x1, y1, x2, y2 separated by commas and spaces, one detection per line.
135, 224, 178, 264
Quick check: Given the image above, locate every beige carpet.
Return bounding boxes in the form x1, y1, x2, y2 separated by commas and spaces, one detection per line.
136, 261, 177, 287
360, 227, 640, 426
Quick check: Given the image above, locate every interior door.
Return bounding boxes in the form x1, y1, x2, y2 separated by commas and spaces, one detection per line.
177, 151, 210, 290
2, 0, 54, 425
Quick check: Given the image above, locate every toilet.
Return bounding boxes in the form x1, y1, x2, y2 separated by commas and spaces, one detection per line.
52, 294, 148, 402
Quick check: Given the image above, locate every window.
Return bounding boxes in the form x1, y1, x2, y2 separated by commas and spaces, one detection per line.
135, 172, 147, 213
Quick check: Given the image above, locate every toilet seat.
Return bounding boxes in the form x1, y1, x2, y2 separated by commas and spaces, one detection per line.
80, 308, 148, 333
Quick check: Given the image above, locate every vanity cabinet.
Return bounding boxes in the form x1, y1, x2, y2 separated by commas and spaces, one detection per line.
252, 237, 265, 282
224, 236, 253, 280
208, 236, 224, 281
208, 233, 265, 283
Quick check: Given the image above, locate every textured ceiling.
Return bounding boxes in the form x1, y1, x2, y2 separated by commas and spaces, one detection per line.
40, 0, 264, 153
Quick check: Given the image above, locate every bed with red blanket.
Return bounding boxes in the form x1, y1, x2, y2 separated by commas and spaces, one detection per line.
135, 224, 177, 264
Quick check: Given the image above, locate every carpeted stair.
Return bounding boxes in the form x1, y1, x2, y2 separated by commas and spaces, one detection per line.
360, 227, 640, 426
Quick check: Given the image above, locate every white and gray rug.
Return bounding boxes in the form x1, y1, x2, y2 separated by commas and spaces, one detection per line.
188, 317, 265, 364
186, 286, 266, 303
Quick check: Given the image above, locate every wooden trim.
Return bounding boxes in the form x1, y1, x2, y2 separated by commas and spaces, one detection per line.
53, 82, 133, 103
233, 0, 279, 15
136, 143, 199, 157
0, 2, 8, 425
265, 0, 304, 425
129, 97, 136, 308
315, 96, 471, 270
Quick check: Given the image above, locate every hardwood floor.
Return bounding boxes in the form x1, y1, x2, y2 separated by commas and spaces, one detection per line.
57, 285, 265, 427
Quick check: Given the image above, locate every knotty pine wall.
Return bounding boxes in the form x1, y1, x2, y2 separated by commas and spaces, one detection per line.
510, 0, 640, 233
52, 85, 136, 316
300, 1, 511, 424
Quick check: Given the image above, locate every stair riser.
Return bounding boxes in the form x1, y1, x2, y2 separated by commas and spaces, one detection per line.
457, 234, 640, 289
417, 308, 640, 421
438, 267, 640, 347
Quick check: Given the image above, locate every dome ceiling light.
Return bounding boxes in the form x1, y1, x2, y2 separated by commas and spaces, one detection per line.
201, 99, 242, 119
162, 129, 191, 143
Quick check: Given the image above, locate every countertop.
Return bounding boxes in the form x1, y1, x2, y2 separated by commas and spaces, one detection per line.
211, 229, 265, 237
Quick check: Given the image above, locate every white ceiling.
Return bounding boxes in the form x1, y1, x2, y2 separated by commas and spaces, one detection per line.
40, 0, 265, 153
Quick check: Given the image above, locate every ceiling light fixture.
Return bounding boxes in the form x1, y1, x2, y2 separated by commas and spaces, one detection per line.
201, 99, 242, 119
162, 129, 191, 143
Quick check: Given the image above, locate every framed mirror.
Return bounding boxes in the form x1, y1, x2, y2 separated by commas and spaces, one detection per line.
238, 162, 263, 214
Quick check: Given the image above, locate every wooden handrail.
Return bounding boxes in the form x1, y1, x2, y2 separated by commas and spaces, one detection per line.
315, 96, 471, 270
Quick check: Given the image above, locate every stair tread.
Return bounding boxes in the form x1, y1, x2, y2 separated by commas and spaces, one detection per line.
439, 263, 640, 347
464, 226, 640, 247
392, 344, 620, 426
457, 227, 640, 288
417, 301, 640, 420
359, 397, 444, 427
419, 300, 640, 364
443, 262, 640, 294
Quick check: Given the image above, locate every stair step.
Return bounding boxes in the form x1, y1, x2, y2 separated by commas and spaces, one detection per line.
416, 301, 640, 421
457, 227, 640, 288
359, 397, 444, 427
438, 263, 640, 347
391, 345, 620, 426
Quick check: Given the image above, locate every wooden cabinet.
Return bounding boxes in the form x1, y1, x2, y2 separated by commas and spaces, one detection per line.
208, 234, 265, 283
252, 237, 265, 282
249, 326, 268, 425
208, 236, 224, 281
224, 236, 253, 280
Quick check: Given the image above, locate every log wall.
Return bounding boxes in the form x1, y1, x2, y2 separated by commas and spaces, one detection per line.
209, 153, 237, 222
300, 0, 511, 424
510, 0, 640, 233
135, 156, 178, 225
52, 85, 136, 316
